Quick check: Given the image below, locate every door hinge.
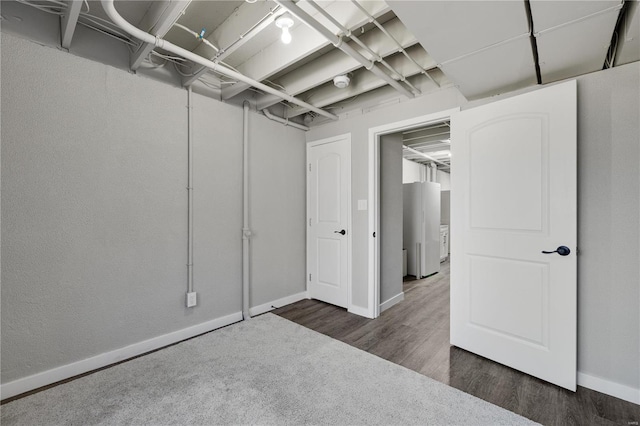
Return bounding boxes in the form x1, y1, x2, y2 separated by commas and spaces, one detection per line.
309, 218, 312, 227
308, 163, 311, 172
309, 273, 312, 281
373, 231, 376, 238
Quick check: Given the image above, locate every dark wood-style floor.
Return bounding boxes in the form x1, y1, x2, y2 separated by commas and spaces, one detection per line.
273, 260, 639, 426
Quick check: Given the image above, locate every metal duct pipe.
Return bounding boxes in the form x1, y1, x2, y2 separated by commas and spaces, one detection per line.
242, 101, 251, 320
263, 109, 310, 131
274, 0, 415, 99
100, 0, 338, 121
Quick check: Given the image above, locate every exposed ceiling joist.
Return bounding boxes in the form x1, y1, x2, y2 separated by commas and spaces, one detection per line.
405, 142, 451, 153
183, 2, 286, 87
130, 0, 192, 71
403, 145, 450, 168
403, 127, 450, 141
255, 17, 419, 110
60, 0, 83, 49
221, 0, 391, 100
286, 45, 435, 118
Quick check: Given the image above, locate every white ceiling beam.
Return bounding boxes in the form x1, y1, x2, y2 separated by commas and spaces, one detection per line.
405, 142, 451, 153
403, 146, 450, 168
60, 0, 83, 49
130, 0, 192, 71
275, 0, 414, 99
221, 0, 391, 100
183, 2, 286, 87
286, 45, 435, 118
256, 17, 418, 110
403, 128, 450, 142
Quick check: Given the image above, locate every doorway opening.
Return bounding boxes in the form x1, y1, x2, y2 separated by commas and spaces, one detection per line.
368, 108, 459, 318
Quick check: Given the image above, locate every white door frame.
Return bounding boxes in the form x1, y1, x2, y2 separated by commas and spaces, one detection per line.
367, 109, 459, 318
307, 133, 353, 312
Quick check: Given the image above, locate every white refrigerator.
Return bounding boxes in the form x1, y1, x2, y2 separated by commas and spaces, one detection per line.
403, 182, 441, 278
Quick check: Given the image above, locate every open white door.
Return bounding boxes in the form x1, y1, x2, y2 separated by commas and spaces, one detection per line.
451, 81, 577, 390
307, 135, 351, 309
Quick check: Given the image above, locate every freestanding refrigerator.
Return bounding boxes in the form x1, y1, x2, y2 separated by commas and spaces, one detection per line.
403, 181, 441, 278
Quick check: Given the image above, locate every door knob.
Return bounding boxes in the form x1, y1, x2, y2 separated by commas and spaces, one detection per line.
334, 229, 346, 235
542, 246, 571, 256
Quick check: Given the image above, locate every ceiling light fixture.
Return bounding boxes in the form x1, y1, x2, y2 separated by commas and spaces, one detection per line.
275, 13, 294, 44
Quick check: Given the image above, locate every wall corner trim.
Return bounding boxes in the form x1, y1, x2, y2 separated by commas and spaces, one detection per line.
380, 292, 405, 313
348, 305, 372, 318
577, 372, 640, 405
0, 312, 243, 401
249, 292, 309, 317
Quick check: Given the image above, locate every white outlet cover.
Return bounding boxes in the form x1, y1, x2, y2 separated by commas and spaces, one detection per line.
357, 200, 368, 211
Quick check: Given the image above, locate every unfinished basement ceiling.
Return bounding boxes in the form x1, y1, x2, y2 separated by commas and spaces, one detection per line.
402, 121, 451, 172
1, 0, 638, 126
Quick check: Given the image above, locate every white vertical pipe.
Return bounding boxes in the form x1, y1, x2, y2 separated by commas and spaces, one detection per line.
242, 101, 251, 319
187, 87, 194, 293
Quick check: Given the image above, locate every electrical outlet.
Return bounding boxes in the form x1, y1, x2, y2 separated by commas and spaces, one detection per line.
186, 292, 197, 308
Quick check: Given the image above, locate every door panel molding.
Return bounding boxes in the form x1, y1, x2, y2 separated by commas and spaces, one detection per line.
307, 134, 352, 311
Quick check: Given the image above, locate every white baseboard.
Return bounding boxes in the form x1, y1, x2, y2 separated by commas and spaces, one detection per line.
578, 371, 640, 405
0, 311, 243, 401
380, 292, 405, 313
249, 291, 308, 317
348, 305, 373, 318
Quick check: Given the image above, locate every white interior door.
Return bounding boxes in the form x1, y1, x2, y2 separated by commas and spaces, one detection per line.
451, 81, 577, 390
307, 135, 351, 308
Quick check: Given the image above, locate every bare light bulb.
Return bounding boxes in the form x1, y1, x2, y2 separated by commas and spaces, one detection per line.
276, 13, 294, 45
281, 26, 292, 44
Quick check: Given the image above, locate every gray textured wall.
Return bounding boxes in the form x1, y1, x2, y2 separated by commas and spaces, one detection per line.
1, 34, 306, 384
249, 114, 306, 307
574, 64, 639, 390
307, 62, 640, 391
379, 134, 403, 304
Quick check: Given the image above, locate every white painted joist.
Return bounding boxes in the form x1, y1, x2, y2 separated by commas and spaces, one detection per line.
221, 0, 390, 100
60, 0, 83, 49
256, 17, 418, 110
183, 2, 287, 87
405, 142, 452, 153
286, 45, 435, 118
130, 0, 192, 70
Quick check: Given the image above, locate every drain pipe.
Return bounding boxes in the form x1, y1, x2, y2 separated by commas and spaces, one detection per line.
101, 0, 338, 121
263, 109, 310, 131
274, 0, 415, 99
242, 101, 251, 320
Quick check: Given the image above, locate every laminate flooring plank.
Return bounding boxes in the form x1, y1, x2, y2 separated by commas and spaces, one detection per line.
275, 260, 639, 425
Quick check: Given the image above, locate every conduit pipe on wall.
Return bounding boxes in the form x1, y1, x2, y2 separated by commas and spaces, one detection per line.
273, 0, 415, 99
263, 109, 310, 131
242, 101, 251, 320
100, 0, 338, 121
187, 87, 194, 294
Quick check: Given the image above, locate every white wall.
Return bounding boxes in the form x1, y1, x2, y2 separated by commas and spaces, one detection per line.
0, 34, 306, 385
307, 62, 640, 398
402, 158, 425, 184
436, 170, 451, 191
